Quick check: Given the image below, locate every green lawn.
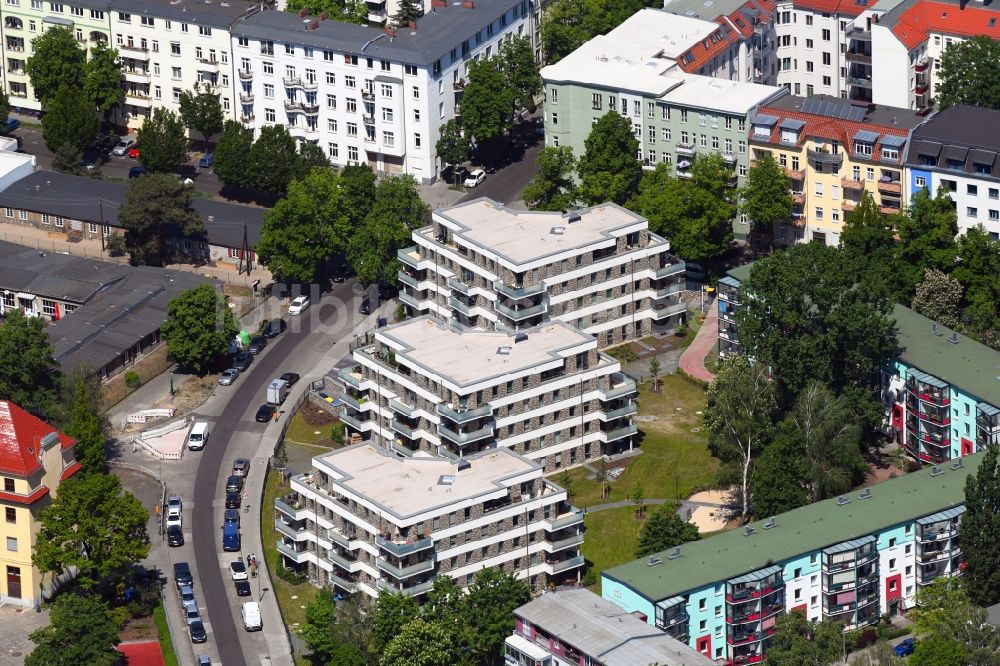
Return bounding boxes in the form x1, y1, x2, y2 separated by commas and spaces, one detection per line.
283, 409, 339, 448
581, 506, 645, 594
153, 602, 179, 666
550, 374, 719, 508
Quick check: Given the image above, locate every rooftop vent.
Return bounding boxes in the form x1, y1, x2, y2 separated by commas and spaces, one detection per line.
550, 226, 565, 235
763, 516, 776, 529
457, 459, 471, 472
858, 488, 872, 500
930, 466, 944, 477
497, 346, 512, 355
744, 526, 756, 537
438, 474, 456, 486
836, 496, 851, 506
667, 546, 682, 560
514, 332, 528, 344
931, 323, 942, 336
567, 213, 582, 224
947, 332, 959, 344
647, 556, 662, 566
951, 459, 964, 470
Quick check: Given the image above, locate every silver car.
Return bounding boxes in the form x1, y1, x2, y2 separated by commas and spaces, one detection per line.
111, 137, 136, 156
219, 368, 239, 385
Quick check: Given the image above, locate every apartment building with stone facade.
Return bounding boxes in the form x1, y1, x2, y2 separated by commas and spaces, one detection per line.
336, 316, 639, 473
398, 198, 687, 348
274, 443, 585, 599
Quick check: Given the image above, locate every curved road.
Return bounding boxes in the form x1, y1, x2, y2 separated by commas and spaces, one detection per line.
192, 283, 355, 666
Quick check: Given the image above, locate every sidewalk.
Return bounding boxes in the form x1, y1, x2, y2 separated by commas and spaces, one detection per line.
679, 301, 719, 383
418, 179, 465, 209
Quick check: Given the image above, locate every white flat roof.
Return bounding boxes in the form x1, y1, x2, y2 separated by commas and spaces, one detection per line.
660, 74, 784, 113
435, 198, 647, 266
375, 316, 595, 389
541, 34, 685, 95
312, 443, 538, 518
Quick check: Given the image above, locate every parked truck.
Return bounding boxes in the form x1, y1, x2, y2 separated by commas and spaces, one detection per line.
267, 378, 289, 406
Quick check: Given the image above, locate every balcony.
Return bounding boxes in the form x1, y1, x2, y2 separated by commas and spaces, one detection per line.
437, 402, 492, 424
601, 403, 638, 420
878, 179, 902, 194
494, 300, 547, 321
602, 374, 637, 401
676, 168, 693, 179
274, 518, 307, 540
337, 368, 366, 390
377, 556, 436, 579
277, 541, 307, 562
303, 79, 318, 91
842, 178, 864, 190
545, 508, 584, 530
914, 59, 929, 73
238, 69, 253, 80
676, 141, 696, 156
377, 577, 434, 596
600, 423, 638, 442
446, 276, 474, 296
656, 282, 686, 298
842, 200, 857, 212
120, 44, 151, 60
437, 423, 493, 446
339, 392, 369, 412
389, 397, 415, 418
327, 549, 359, 571
547, 555, 585, 574
655, 302, 688, 319
397, 246, 422, 268
240, 92, 254, 104
124, 92, 152, 107
785, 167, 805, 180
240, 114, 254, 123
330, 572, 356, 591
377, 536, 434, 557
390, 419, 416, 439
283, 76, 303, 88
123, 69, 150, 82
284, 99, 303, 112
845, 50, 872, 64
808, 149, 844, 166
362, 113, 375, 125
449, 296, 477, 316
919, 526, 956, 542
722, 151, 737, 163
915, 83, 929, 95
546, 533, 585, 551
880, 205, 902, 215
197, 59, 219, 73
847, 76, 873, 88
303, 102, 319, 114
362, 90, 376, 101
494, 281, 546, 301
275, 494, 308, 520
327, 528, 359, 549
340, 412, 367, 432
655, 261, 686, 279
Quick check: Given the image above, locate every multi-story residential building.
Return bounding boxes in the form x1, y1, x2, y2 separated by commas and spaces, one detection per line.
0, 401, 81, 608
904, 104, 1000, 237
505, 588, 714, 666
0, 0, 112, 112
748, 94, 920, 245
540, 10, 787, 239
335, 315, 639, 472
602, 455, 976, 663
110, 0, 258, 130
716, 262, 752, 359
231, 0, 531, 181
872, 0, 1000, 112
398, 198, 687, 347
884, 305, 1000, 464
274, 442, 585, 599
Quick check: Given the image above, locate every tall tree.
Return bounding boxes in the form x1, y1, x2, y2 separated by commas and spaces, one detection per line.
83, 42, 122, 122
911, 268, 963, 329
178, 83, 225, 150
0, 90, 10, 129
540, 0, 644, 63
895, 185, 958, 295
34, 474, 150, 589
26, 26, 85, 104
339, 164, 377, 228
840, 190, 899, 289
61, 371, 107, 475
25, 593, 123, 666
137, 108, 188, 173
463, 568, 532, 665
0, 309, 60, 415
392, 0, 422, 26
634, 502, 700, 558
740, 152, 793, 236
213, 120, 254, 190
576, 111, 641, 205
332, 593, 375, 665
380, 618, 459, 666
909, 579, 1000, 665
962, 444, 1000, 606
751, 432, 809, 518
952, 225, 1000, 333
935, 35, 1000, 110
522, 146, 576, 211
460, 57, 514, 144
118, 173, 204, 266
161, 283, 239, 374
499, 36, 542, 113
705, 356, 777, 521
766, 612, 843, 666
348, 175, 428, 285
301, 587, 339, 665
248, 124, 300, 195
372, 591, 419, 652
42, 84, 99, 162
295, 140, 330, 179
435, 119, 467, 185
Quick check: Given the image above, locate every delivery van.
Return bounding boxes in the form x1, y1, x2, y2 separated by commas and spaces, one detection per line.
267, 378, 289, 406
223, 522, 241, 551
187, 422, 210, 451
242, 602, 262, 631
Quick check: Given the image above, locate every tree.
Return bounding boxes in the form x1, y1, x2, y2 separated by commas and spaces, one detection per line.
340, 164, 377, 227
649, 358, 661, 392
840, 190, 901, 297
61, 371, 107, 475
766, 612, 843, 666
0, 90, 10, 131
499, 36, 541, 113
118, 173, 204, 266
137, 107, 188, 173
178, 83, 225, 150
213, 120, 254, 190
380, 618, 459, 666
25, 593, 123, 666
26, 26, 85, 104
909, 638, 968, 666
424, 575, 466, 631
704, 356, 776, 521
895, 185, 958, 295
372, 591, 419, 652
301, 587, 339, 664
42, 84, 99, 159
348, 175, 428, 285
460, 57, 514, 144
34, 474, 150, 589
740, 152, 793, 236
331, 593, 375, 665
161, 284, 239, 374
522, 146, 576, 211
435, 119, 467, 184
540, 0, 644, 63
909, 579, 1000, 665
634, 502, 700, 558
248, 124, 300, 195
392, 0, 422, 26
935, 35, 1000, 110
576, 111, 641, 205
0, 309, 60, 415
295, 141, 330, 179
952, 225, 1000, 333
631, 483, 645, 518
911, 268, 963, 329
751, 433, 809, 518
962, 443, 1000, 606
84, 42, 123, 122
463, 568, 532, 665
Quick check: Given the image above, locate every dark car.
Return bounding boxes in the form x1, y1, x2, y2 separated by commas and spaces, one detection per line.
359, 298, 371, 315
224, 508, 241, 527
247, 336, 267, 355
189, 620, 208, 644
279, 372, 300, 387
128, 165, 146, 178
199, 153, 214, 168
225, 491, 241, 509
173, 562, 192, 590
894, 638, 916, 657
255, 404, 276, 423
225, 475, 244, 494
232, 352, 253, 372
332, 265, 352, 283
1, 118, 19, 134
167, 525, 184, 547
262, 319, 287, 338
234, 579, 252, 597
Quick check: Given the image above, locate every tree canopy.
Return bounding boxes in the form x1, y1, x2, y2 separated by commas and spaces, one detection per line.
26, 26, 85, 104
118, 173, 204, 266
179, 83, 225, 149
634, 502, 700, 558
0, 309, 60, 415
391, 0, 423, 26
213, 120, 254, 190
380, 618, 458, 666
576, 111, 641, 205
540, 0, 645, 63
435, 119, 467, 183
248, 124, 300, 195
499, 36, 541, 113
43, 84, 99, 161
25, 593, 123, 666
161, 284, 239, 374
909, 579, 1000, 665
962, 444, 1000, 606
935, 35, 1000, 110
895, 185, 958, 295
83, 42, 123, 120
911, 268, 963, 329
522, 146, 577, 211
347, 175, 428, 285
138, 108, 188, 173
765, 612, 843, 666
60, 369, 108, 476
460, 57, 514, 144
740, 152, 793, 235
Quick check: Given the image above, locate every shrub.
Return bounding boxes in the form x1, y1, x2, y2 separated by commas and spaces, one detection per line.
276, 564, 308, 585
581, 569, 598, 587
330, 421, 345, 444
905, 460, 923, 474
106, 233, 127, 257
395, 304, 406, 323
675, 322, 689, 337
124, 371, 141, 389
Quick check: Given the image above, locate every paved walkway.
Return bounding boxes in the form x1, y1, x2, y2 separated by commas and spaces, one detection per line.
585, 497, 726, 517
679, 300, 719, 383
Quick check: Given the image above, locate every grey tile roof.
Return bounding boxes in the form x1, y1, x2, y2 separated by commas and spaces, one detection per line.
0, 241, 131, 303
905, 105, 1000, 180
109, 0, 259, 28
232, 0, 523, 67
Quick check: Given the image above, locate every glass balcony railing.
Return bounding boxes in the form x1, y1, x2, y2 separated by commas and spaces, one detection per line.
437, 423, 493, 445
436, 402, 493, 423
377, 536, 434, 557
494, 300, 547, 320
377, 577, 435, 596
377, 556, 436, 579
495, 280, 546, 300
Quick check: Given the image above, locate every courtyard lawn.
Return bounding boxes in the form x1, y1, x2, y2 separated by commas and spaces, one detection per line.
550, 373, 719, 509
283, 407, 340, 448
581, 506, 645, 594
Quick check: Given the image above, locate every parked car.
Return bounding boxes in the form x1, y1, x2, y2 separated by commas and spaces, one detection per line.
262, 319, 287, 338
112, 136, 136, 156
247, 336, 267, 355
184, 604, 201, 625
232, 352, 253, 372
173, 562, 192, 590
167, 495, 183, 513
894, 638, 916, 657
223, 522, 241, 550
167, 525, 184, 547
219, 368, 240, 385
199, 153, 214, 168
198, 656, 211, 666
229, 560, 248, 581
234, 579, 252, 597
225, 492, 242, 509
188, 620, 208, 644
128, 146, 140, 159
279, 372, 300, 388
288, 295, 310, 316
255, 404, 276, 423
224, 508, 240, 527
463, 168, 486, 188
166, 507, 182, 529
225, 475, 244, 494
232, 458, 250, 477
178, 585, 196, 609
128, 166, 146, 179
359, 298, 371, 315
1, 118, 19, 134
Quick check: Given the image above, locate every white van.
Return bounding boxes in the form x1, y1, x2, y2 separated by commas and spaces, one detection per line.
187, 422, 210, 451
242, 601, 262, 631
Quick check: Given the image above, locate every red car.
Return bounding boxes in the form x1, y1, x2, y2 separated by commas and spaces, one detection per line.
128, 146, 139, 159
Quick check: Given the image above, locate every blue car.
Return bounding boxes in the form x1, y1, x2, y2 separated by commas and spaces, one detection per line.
128, 165, 146, 179
1, 118, 19, 134
894, 637, 916, 657
199, 153, 214, 168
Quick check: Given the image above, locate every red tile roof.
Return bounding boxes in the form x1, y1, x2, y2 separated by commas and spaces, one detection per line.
890, 1, 1000, 51
0, 401, 75, 477
752, 106, 910, 162
117, 640, 166, 666
677, 0, 776, 74
60, 461, 82, 481
793, 0, 866, 17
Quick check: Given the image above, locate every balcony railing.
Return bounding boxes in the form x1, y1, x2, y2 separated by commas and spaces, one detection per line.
339, 393, 367, 412
546, 533, 584, 551
277, 541, 307, 562
601, 403, 638, 420
377, 536, 434, 557
545, 508, 584, 530
494, 300, 547, 320
601, 423, 638, 442
447, 276, 473, 295
655, 302, 688, 319
602, 375, 637, 401
274, 518, 306, 540
845, 51, 872, 63
337, 368, 365, 390
654, 262, 686, 279
548, 555, 585, 573
437, 402, 492, 424
655, 282, 686, 298
449, 296, 478, 316
340, 412, 367, 431
389, 398, 415, 418
275, 494, 307, 519
808, 149, 844, 166
377, 556, 436, 579
397, 246, 421, 268
676, 141, 696, 155
327, 549, 359, 571
495, 280, 546, 300
377, 577, 434, 596
391, 419, 417, 439
283, 76, 303, 87
437, 423, 493, 445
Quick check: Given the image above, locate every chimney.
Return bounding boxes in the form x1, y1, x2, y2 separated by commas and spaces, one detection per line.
318, 10, 328, 19
462, 0, 474, 7
384, 26, 396, 36
297, 7, 309, 16
408, 20, 417, 29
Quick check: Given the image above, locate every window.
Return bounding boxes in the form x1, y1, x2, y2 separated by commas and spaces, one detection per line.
345, 75, 356, 88
551, 112, 558, 126
263, 61, 273, 75
413, 108, 420, 122
968, 207, 978, 218
414, 133, 421, 148
592, 93, 602, 110
237, 36, 248, 47
3, 478, 12, 492
382, 107, 393, 122
265, 108, 275, 122
347, 122, 358, 136
328, 143, 338, 158
348, 146, 358, 161
18, 210, 26, 220
264, 84, 274, 98
867, 167, 875, 182
822, 28, 831, 40
327, 119, 337, 132
49, 2, 62, 11
383, 131, 394, 147
855, 141, 872, 157
171, 42, 181, 56
404, 64, 417, 76
346, 98, 357, 113
915, 176, 926, 188
172, 67, 181, 79
968, 184, 979, 196
4, 508, 13, 524
412, 85, 419, 99
5, 537, 15, 552
70, 6, 82, 16
41, 214, 49, 225
42, 300, 55, 317
815, 182, 823, 196
882, 146, 899, 161
823, 75, 832, 86
815, 207, 824, 220
662, 128, 671, 141
380, 83, 393, 98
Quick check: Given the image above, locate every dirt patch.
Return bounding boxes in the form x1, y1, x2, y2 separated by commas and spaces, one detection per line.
101, 345, 172, 410
301, 407, 337, 428
118, 373, 217, 435
119, 616, 157, 642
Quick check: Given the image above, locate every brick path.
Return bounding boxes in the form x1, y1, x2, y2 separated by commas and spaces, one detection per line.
679, 301, 719, 383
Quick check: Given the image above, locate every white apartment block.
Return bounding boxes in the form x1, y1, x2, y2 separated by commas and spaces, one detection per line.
274, 442, 585, 598
399, 199, 688, 348
110, 0, 257, 130
230, 0, 532, 182
335, 315, 640, 473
